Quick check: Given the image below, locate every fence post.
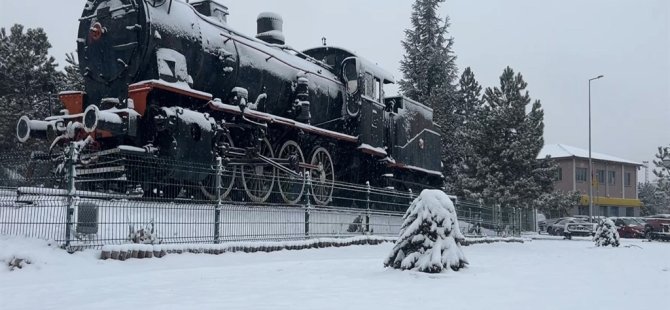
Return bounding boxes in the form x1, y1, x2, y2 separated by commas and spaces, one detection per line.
214, 157, 222, 244
365, 181, 371, 234
64, 142, 76, 249
304, 174, 312, 239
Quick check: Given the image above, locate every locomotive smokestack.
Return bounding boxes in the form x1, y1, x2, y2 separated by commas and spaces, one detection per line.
255, 12, 285, 45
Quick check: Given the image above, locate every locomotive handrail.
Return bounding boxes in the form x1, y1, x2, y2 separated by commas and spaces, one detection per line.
219, 32, 343, 86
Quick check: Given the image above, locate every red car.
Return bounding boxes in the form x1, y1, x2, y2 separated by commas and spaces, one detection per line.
643, 215, 670, 241
612, 217, 645, 239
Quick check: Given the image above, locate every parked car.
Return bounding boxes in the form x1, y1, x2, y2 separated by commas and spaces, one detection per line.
563, 219, 596, 239
643, 215, 670, 241
546, 218, 571, 235
546, 218, 595, 237
611, 217, 645, 239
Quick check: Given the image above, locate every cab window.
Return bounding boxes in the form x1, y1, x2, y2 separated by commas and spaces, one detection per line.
374, 77, 381, 102
343, 61, 358, 95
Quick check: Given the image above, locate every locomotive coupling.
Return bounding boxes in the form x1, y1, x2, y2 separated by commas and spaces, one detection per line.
16, 116, 63, 143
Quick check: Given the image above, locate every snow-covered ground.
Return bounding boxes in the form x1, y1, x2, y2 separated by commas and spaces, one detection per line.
1, 236, 668, 310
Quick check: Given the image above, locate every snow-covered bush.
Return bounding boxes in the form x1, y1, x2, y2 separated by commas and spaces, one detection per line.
384, 190, 468, 273
593, 218, 620, 247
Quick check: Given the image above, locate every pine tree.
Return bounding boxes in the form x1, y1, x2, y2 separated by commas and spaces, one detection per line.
384, 189, 467, 273
60, 52, 84, 91
647, 145, 670, 214
534, 190, 582, 217
399, 0, 459, 186
452, 67, 484, 195
594, 218, 620, 247
0, 24, 63, 151
462, 67, 554, 210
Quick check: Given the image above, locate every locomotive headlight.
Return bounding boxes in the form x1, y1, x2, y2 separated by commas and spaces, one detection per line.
16, 116, 31, 143
83, 105, 100, 133
83, 104, 125, 134
16, 115, 52, 142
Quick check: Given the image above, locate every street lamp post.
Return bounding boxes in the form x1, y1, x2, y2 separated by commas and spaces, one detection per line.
588, 75, 604, 222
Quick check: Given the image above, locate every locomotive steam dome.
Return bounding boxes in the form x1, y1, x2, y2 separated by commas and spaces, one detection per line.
255, 12, 285, 45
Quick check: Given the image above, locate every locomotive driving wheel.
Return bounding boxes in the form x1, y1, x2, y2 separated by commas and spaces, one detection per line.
277, 140, 306, 205
199, 134, 236, 201
309, 147, 334, 205
241, 138, 275, 203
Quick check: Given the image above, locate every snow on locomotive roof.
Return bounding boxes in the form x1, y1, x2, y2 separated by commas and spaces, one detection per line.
302, 46, 396, 84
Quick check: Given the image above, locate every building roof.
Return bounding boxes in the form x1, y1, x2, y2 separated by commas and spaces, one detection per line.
537, 144, 642, 166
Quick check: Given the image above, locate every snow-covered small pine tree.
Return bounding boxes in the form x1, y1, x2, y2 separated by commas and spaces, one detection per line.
593, 218, 620, 247
384, 190, 468, 273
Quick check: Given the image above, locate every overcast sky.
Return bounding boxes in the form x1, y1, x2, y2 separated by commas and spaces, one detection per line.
1, 0, 668, 181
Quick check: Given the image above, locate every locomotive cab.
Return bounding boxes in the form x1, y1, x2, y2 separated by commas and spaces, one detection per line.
302, 47, 393, 151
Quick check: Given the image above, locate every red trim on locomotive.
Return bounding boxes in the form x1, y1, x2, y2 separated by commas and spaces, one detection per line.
128, 80, 213, 116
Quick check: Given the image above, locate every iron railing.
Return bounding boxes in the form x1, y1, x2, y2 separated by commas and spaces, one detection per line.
0, 145, 523, 250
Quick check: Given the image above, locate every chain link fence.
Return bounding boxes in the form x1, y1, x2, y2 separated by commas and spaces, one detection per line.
0, 145, 523, 250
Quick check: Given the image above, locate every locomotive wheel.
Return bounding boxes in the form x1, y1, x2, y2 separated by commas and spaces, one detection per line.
199, 134, 236, 201
241, 138, 275, 203
309, 147, 334, 205
277, 140, 306, 205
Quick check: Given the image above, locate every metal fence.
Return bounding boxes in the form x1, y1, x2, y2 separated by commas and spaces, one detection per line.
0, 145, 522, 250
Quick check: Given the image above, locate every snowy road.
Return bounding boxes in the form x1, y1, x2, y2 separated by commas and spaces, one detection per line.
1, 237, 668, 310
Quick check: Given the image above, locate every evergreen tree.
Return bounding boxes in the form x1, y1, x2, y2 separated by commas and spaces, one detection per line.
60, 52, 84, 91
399, 0, 458, 186
384, 190, 467, 273
451, 67, 484, 194
638, 183, 662, 216
534, 190, 582, 217
594, 218, 620, 247
461, 67, 554, 210
645, 145, 670, 214
0, 24, 62, 151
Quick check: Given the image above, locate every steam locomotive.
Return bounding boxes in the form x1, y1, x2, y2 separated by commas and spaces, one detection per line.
16, 0, 443, 204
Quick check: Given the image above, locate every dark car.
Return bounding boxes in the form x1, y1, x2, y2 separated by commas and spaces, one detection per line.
612, 217, 645, 239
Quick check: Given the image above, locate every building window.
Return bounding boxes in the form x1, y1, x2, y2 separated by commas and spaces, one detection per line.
625, 172, 631, 187
578, 206, 589, 216
626, 207, 634, 217
555, 167, 562, 181
609, 206, 619, 217
596, 170, 605, 185
600, 206, 608, 217
608, 171, 615, 185
576, 168, 587, 182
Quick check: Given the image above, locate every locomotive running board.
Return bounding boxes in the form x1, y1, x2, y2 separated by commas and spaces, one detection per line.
208, 100, 358, 143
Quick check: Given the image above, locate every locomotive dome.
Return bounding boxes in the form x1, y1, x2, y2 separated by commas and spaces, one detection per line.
256, 12, 285, 45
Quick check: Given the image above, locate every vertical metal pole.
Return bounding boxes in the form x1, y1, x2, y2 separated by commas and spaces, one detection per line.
65, 142, 76, 249
365, 181, 371, 234
588, 75, 603, 222
304, 174, 311, 239
214, 157, 222, 244
588, 79, 593, 222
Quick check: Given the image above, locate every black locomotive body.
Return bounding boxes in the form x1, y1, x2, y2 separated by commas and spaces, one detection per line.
17, 0, 444, 204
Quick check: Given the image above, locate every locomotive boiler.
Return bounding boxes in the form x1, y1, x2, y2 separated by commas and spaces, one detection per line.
16, 0, 444, 205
